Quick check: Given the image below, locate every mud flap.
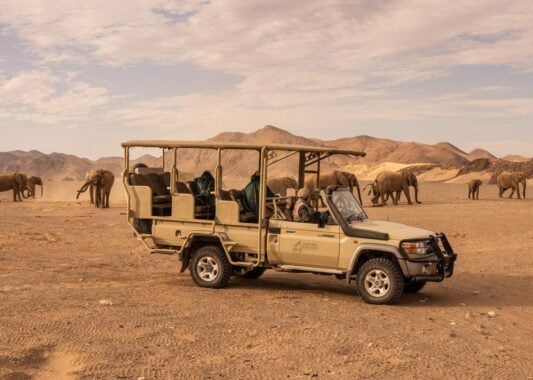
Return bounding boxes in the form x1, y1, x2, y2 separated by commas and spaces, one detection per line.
178, 253, 191, 273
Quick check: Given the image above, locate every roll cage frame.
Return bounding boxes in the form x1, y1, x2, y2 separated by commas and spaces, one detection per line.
121, 140, 365, 258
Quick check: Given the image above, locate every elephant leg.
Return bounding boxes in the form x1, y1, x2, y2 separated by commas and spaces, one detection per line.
94, 187, 100, 207
403, 186, 412, 205
379, 190, 386, 206
356, 186, 363, 205
394, 191, 401, 204
515, 185, 521, 199
508, 187, 515, 199
89, 184, 94, 204
468, 189, 471, 199
13, 184, 22, 202
390, 191, 398, 205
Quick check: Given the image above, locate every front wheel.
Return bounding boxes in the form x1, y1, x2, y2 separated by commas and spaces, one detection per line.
356, 258, 404, 305
403, 279, 426, 293
190, 245, 231, 289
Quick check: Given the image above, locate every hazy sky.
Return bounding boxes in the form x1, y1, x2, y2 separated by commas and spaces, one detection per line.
1, 0, 532, 159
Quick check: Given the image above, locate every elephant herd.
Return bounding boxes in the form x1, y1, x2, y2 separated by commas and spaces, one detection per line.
268, 169, 421, 206
467, 172, 527, 200
0, 167, 526, 207
0, 168, 116, 209
268, 169, 528, 206
0, 172, 43, 202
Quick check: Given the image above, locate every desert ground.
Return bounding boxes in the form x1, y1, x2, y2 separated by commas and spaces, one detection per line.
0, 182, 532, 379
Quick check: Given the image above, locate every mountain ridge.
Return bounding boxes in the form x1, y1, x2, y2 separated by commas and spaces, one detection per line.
0, 126, 529, 182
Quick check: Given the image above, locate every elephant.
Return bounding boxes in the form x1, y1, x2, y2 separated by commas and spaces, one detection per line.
468, 179, 482, 200
497, 171, 526, 199
77, 169, 115, 208
370, 170, 421, 206
267, 176, 298, 196
27, 176, 44, 198
305, 170, 363, 204
83, 170, 98, 204
0, 172, 29, 202
363, 182, 396, 205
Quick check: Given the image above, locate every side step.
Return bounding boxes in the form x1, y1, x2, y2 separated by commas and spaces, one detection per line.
151, 248, 179, 255
136, 233, 179, 255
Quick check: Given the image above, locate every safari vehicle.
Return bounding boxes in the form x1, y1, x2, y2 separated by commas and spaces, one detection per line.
121, 140, 457, 305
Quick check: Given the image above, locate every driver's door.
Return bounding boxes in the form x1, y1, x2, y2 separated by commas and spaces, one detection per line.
278, 221, 340, 268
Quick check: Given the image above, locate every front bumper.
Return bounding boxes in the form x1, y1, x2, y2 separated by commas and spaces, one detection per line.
401, 233, 457, 282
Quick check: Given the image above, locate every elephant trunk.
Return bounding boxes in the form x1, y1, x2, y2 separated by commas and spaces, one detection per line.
523, 180, 526, 199
76, 181, 93, 199
363, 183, 373, 195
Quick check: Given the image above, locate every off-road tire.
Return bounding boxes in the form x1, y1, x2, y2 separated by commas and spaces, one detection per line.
190, 245, 231, 289
356, 258, 404, 305
238, 267, 266, 279
403, 279, 426, 293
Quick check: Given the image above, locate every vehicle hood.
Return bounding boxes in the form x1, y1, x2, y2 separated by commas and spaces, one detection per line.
351, 219, 434, 241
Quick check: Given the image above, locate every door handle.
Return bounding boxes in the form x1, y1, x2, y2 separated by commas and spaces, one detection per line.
286, 230, 296, 234
319, 234, 336, 238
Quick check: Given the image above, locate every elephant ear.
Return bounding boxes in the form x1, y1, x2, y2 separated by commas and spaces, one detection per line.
15, 173, 23, 185
409, 172, 417, 186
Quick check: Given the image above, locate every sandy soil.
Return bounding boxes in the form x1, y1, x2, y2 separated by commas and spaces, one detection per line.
0, 183, 532, 379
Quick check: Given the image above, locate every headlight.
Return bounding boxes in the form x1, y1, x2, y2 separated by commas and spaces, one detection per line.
401, 241, 429, 256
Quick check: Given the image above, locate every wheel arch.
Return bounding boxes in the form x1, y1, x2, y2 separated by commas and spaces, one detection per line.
346, 243, 408, 282
178, 232, 231, 273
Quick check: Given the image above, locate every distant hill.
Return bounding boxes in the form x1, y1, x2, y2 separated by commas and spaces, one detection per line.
468, 148, 497, 160
0, 125, 528, 183
502, 154, 530, 162
0, 151, 158, 181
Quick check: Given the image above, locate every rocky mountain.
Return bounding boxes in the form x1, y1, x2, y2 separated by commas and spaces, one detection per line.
468, 148, 497, 160
502, 154, 530, 162
0, 125, 529, 183
0, 151, 158, 181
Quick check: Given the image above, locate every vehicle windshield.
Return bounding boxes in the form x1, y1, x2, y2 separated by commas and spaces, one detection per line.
331, 189, 367, 223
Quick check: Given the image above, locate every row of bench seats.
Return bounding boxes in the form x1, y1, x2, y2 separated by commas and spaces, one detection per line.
128, 168, 289, 223
128, 169, 215, 218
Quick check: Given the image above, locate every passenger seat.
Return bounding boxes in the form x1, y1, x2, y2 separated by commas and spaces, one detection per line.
145, 173, 172, 204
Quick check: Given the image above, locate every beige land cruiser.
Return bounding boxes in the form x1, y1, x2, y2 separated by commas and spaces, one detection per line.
121, 141, 457, 305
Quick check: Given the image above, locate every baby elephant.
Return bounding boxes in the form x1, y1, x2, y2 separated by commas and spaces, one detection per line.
468, 179, 482, 200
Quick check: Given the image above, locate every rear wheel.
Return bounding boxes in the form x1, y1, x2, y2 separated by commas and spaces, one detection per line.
357, 258, 404, 305
190, 245, 231, 289
403, 279, 426, 293
237, 267, 266, 279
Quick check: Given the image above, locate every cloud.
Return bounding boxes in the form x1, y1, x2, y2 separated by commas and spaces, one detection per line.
0, 70, 111, 124
0, 1, 533, 156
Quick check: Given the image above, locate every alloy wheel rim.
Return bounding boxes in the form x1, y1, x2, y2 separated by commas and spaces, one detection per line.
197, 257, 219, 282
364, 269, 391, 298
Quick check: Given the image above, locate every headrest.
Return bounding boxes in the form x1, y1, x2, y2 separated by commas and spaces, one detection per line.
135, 167, 164, 175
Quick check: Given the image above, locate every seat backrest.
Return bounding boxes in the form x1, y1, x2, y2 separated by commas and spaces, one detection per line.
176, 181, 190, 194
229, 189, 242, 201
220, 189, 232, 201
129, 173, 148, 186
135, 167, 164, 175
146, 173, 168, 196
187, 181, 200, 195
160, 172, 170, 188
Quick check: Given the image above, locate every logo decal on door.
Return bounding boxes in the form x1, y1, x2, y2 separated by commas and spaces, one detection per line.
293, 241, 319, 253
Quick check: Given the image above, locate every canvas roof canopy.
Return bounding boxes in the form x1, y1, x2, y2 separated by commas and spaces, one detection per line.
121, 140, 366, 157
